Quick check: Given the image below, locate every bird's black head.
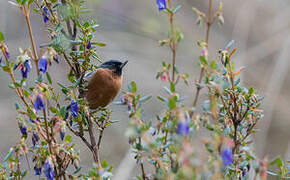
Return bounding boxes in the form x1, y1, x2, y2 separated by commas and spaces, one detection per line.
100, 60, 128, 76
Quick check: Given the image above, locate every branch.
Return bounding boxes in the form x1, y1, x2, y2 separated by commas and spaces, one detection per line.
167, 0, 177, 83
192, 0, 213, 107
22, 5, 39, 75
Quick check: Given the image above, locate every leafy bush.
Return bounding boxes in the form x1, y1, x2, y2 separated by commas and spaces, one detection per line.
0, 0, 289, 179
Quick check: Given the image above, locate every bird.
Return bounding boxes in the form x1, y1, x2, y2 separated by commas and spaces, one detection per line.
81, 60, 128, 109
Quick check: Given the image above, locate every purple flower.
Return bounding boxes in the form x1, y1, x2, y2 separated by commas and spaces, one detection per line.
32, 132, 39, 146
86, 41, 91, 49
42, 7, 50, 23
34, 166, 42, 176
44, 161, 55, 180
176, 121, 189, 135
0, 57, 2, 64
60, 131, 65, 141
39, 57, 47, 74
19, 125, 27, 137
156, 0, 166, 11
34, 95, 45, 111
70, 100, 78, 118
221, 147, 233, 166
20, 60, 31, 79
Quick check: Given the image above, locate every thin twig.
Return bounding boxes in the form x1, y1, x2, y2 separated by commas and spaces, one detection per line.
167, 0, 177, 83
23, 6, 39, 75
0, 44, 30, 108
192, 0, 213, 107
87, 114, 102, 168
66, 123, 92, 150
138, 137, 147, 180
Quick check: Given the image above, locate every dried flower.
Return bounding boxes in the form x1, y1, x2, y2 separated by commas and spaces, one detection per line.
45, 47, 59, 64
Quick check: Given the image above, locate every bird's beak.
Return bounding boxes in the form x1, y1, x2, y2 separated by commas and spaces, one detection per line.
120, 60, 128, 69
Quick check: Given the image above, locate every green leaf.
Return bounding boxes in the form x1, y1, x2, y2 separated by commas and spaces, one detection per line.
73, 166, 82, 174
162, 61, 166, 67
157, 96, 166, 102
210, 61, 217, 69
60, 106, 67, 119
15, 103, 20, 110
37, 74, 43, 83
205, 143, 213, 153
170, 82, 175, 93
168, 97, 176, 110
199, 56, 208, 65
101, 160, 109, 168
14, 81, 21, 87
226, 40, 235, 49
23, 89, 30, 97
270, 157, 284, 167
50, 106, 58, 114
0, 31, 4, 41
4, 148, 13, 162
166, 8, 174, 14
21, 0, 29, 4
139, 95, 152, 103
65, 135, 72, 143
248, 87, 254, 95
32, 8, 40, 13
8, 83, 15, 89
234, 78, 240, 86
92, 42, 106, 47
163, 86, 172, 95
205, 124, 215, 131
2, 66, 11, 72
28, 0, 34, 4
267, 171, 278, 176
46, 72, 52, 85
173, 5, 182, 14
239, 161, 248, 168
130, 81, 137, 93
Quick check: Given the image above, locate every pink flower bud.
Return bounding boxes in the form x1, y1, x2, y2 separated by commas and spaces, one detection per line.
201, 48, 208, 57
161, 75, 167, 82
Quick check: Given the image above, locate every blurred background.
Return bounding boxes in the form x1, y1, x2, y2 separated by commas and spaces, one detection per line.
0, 0, 289, 179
